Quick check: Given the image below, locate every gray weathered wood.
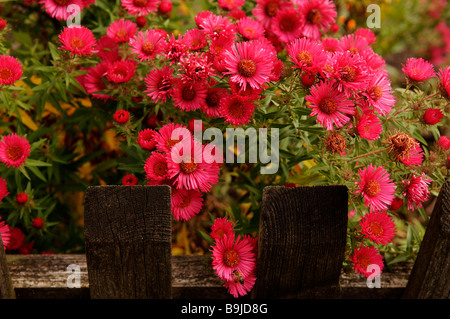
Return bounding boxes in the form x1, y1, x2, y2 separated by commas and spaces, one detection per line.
403, 180, 450, 299
253, 185, 348, 298
0, 236, 15, 299
84, 185, 172, 299
6, 254, 413, 299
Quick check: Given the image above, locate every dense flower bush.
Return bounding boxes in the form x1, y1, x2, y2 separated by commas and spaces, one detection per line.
0, 0, 448, 297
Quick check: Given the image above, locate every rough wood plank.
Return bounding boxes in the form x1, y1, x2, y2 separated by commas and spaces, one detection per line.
84, 185, 172, 299
0, 237, 15, 299
253, 185, 348, 298
403, 181, 450, 299
6, 254, 412, 299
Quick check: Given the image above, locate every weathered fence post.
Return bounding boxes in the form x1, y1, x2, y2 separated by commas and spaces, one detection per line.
253, 185, 348, 298
84, 185, 172, 299
0, 236, 15, 299
403, 180, 450, 299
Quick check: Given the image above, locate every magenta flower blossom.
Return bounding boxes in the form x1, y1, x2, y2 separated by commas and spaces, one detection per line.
0, 55, 23, 86
0, 133, 31, 168
296, 0, 337, 40
121, 0, 160, 16
402, 58, 436, 82
58, 26, 97, 56
306, 81, 355, 130
355, 164, 396, 212
171, 188, 204, 221
360, 211, 396, 245
402, 173, 432, 211
224, 41, 275, 91
211, 234, 256, 282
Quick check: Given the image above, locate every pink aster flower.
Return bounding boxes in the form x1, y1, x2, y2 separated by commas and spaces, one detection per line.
155, 123, 192, 154
252, 0, 293, 29
329, 50, 369, 93
129, 29, 166, 61
422, 108, 444, 125
360, 211, 396, 245
107, 60, 136, 83
296, 0, 337, 40
350, 245, 384, 278
219, 94, 257, 126
218, 0, 244, 10
0, 177, 9, 202
202, 86, 231, 118
183, 29, 207, 51
360, 47, 386, 73
402, 173, 432, 210
224, 41, 274, 90
287, 37, 328, 74
355, 28, 376, 44
144, 152, 169, 181
107, 19, 138, 43
236, 17, 265, 41
199, 14, 236, 41
0, 133, 31, 168
229, 81, 262, 101
355, 164, 396, 212
271, 8, 305, 43
339, 34, 369, 55
167, 139, 220, 192
58, 26, 97, 56
210, 33, 235, 56
95, 36, 120, 63
224, 271, 257, 298
40, 0, 82, 21
171, 79, 208, 112
363, 70, 395, 116
178, 52, 214, 84
437, 66, 450, 99
210, 217, 235, 241
398, 141, 424, 167
144, 66, 173, 103
121, 0, 160, 16
171, 188, 204, 221
211, 234, 256, 282
137, 128, 158, 151
356, 112, 382, 141
165, 33, 187, 65
113, 110, 130, 125
437, 136, 450, 150
306, 81, 355, 130
0, 216, 11, 249
83, 62, 114, 101
0, 55, 23, 86
321, 37, 343, 53
122, 174, 138, 186
402, 58, 436, 82
16, 192, 29, 205
195, 11, 214, 29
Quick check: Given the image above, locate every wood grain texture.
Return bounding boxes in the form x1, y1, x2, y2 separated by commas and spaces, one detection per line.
403, 181, 450, 299
6, 254, 413, 299
253, 185, 348, 298
84, 185, 172, 299
0, 237, 15, 299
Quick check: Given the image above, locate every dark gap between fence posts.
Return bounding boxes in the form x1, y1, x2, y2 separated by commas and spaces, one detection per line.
83, 185, 172, 299
0, 236, 15, 299
403, 180, 450, 299
253, 185, 348, 298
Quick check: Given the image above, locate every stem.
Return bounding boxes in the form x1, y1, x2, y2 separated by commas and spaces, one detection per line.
351, 148, 387, 162
421, 91, 440, 102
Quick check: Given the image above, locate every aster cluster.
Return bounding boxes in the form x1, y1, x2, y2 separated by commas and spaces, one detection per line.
209, 217, 257, 298
1, 0, 448, 297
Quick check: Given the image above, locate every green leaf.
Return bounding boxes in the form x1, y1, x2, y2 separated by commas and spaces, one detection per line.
25, 158, 52, 167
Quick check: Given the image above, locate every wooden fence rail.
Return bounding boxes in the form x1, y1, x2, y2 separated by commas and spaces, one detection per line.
1, 182, 449, 299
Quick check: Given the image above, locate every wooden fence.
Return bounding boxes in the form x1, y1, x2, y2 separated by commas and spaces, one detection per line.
0, 181, 449, 299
